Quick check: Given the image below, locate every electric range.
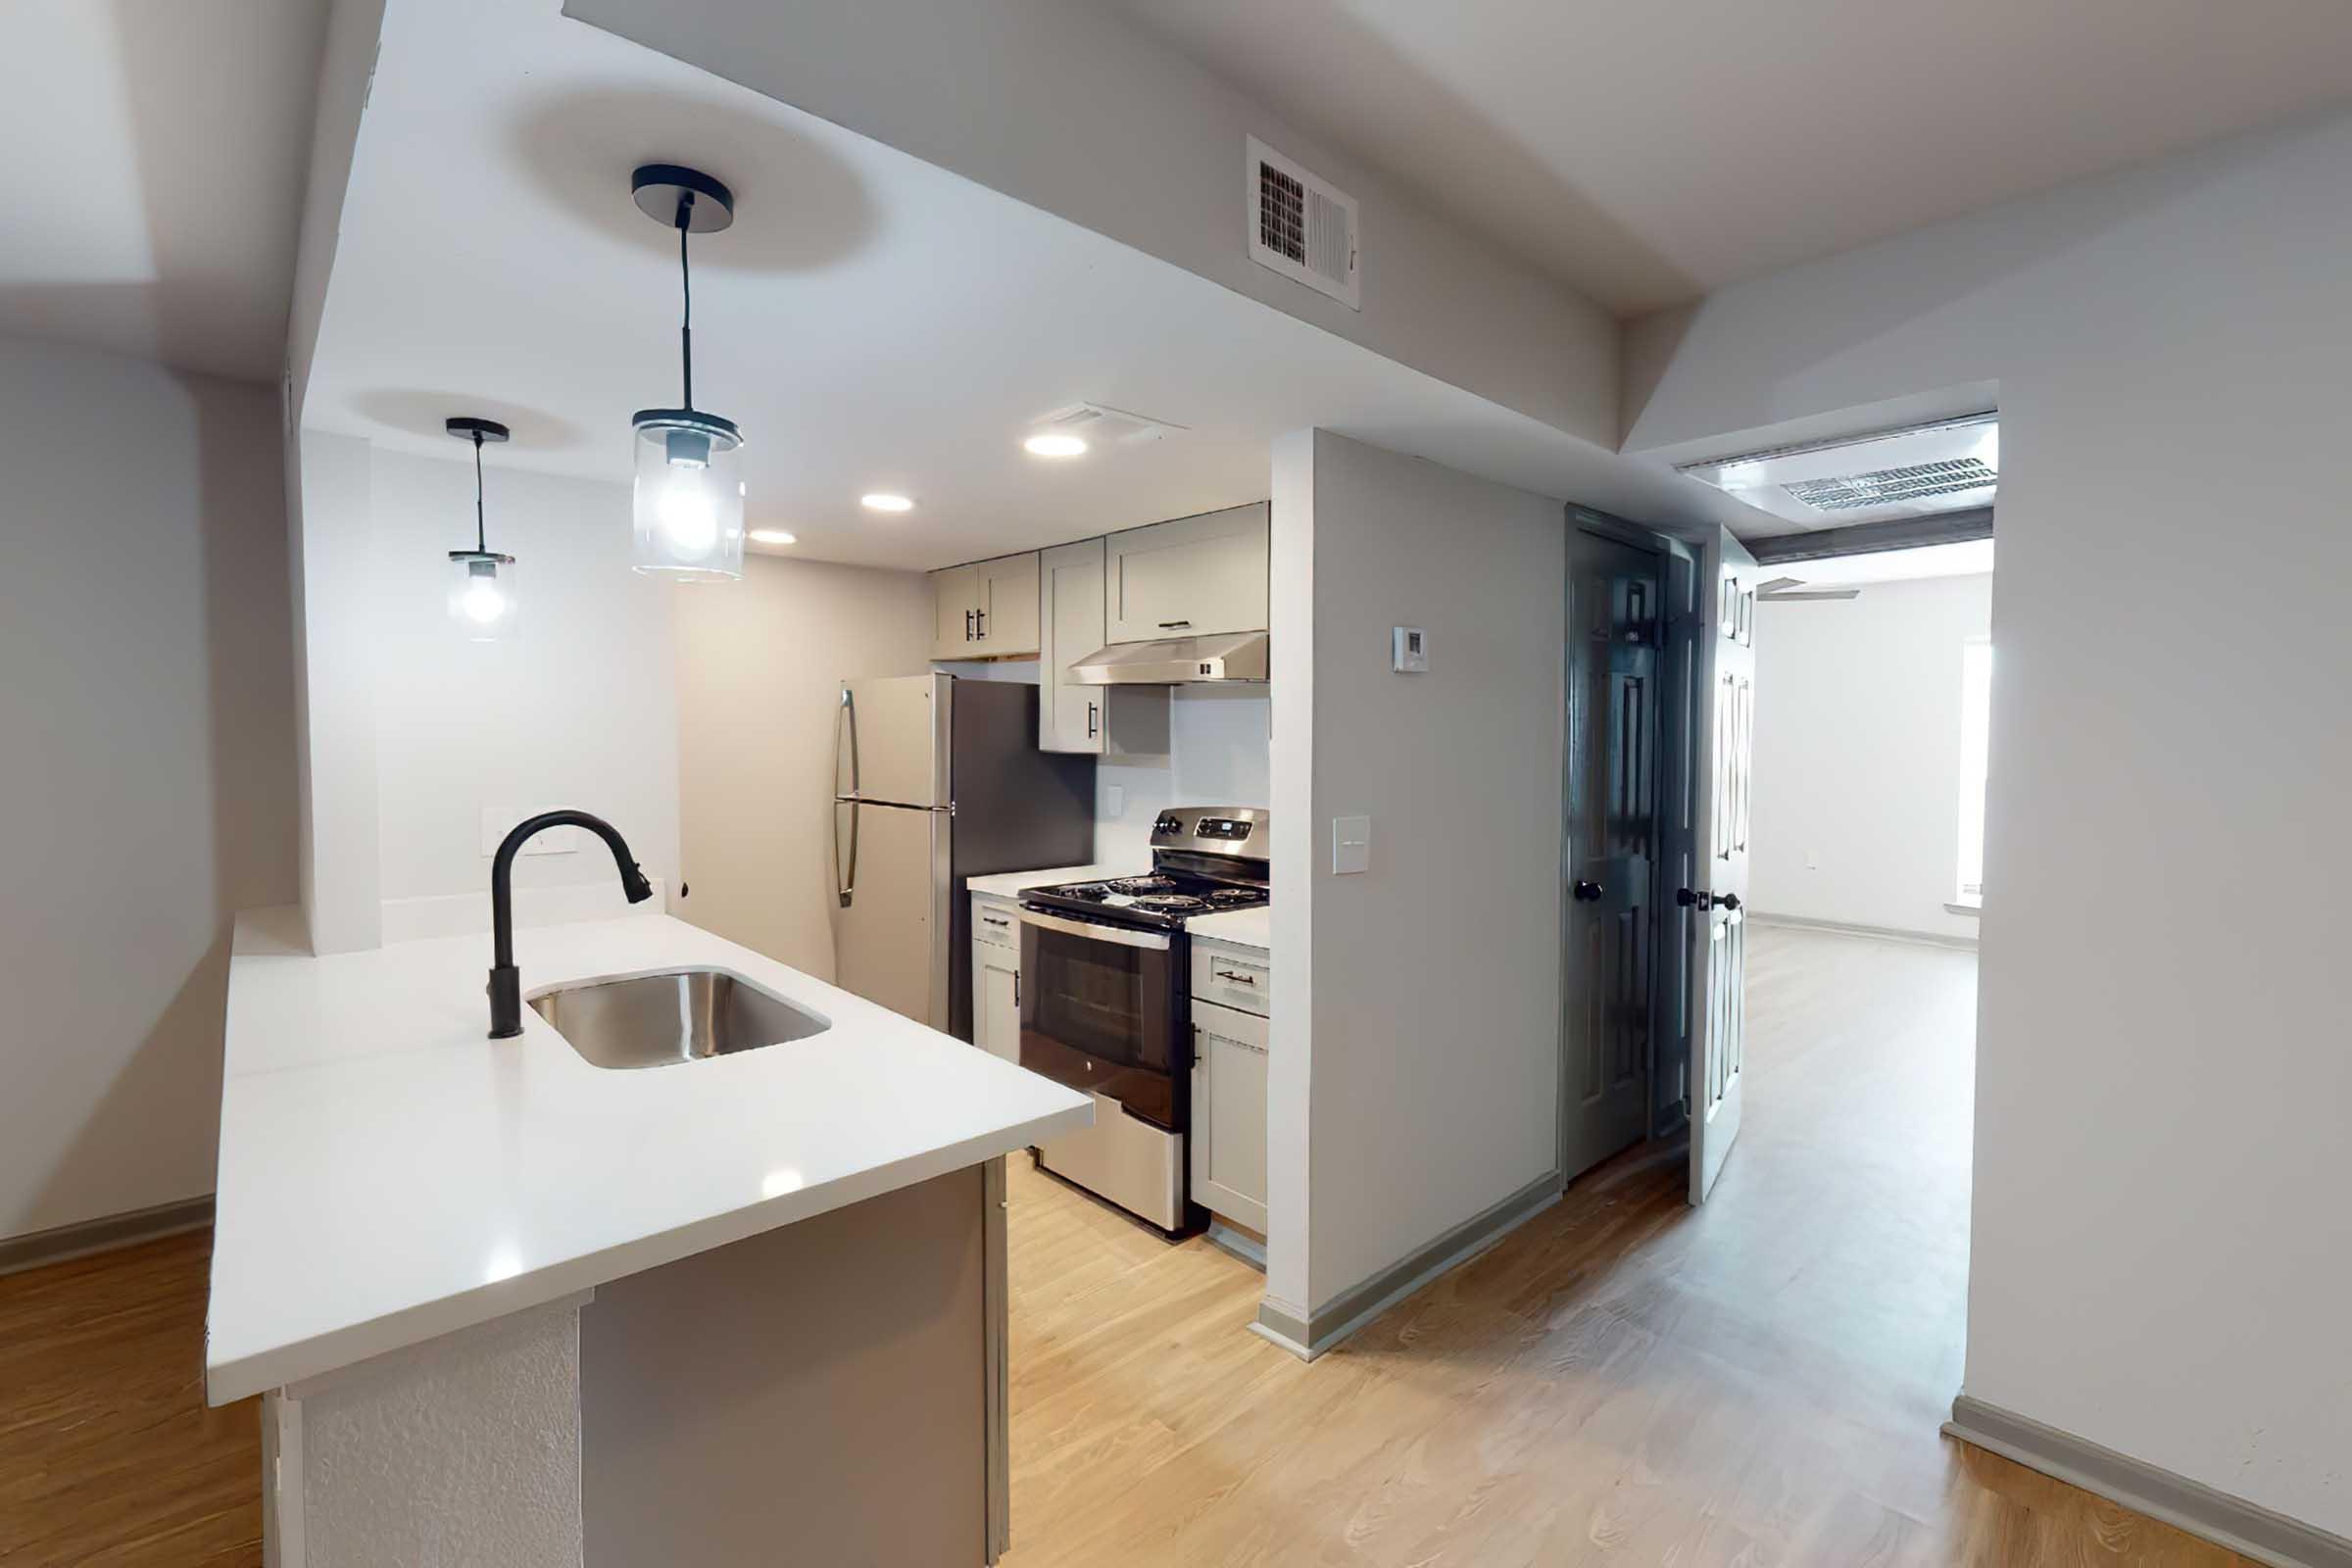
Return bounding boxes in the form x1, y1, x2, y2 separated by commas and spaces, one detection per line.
1015, 807, 1269, 1235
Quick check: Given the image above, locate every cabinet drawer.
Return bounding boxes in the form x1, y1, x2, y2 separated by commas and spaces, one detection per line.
1191, 941, 1270, 1016
972, 896, 1019, 950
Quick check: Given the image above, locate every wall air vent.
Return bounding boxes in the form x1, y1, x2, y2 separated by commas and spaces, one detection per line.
1678, 413, 1998, 530
1247, 135, 1359, 310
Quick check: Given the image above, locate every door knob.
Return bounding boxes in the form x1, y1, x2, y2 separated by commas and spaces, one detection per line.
1678, 888, 1741, 911
1573, 880, 1604, 902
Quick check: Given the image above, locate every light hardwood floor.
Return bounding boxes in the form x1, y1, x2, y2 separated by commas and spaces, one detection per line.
0, 927, 2251, 1565
1002, 926, 2253, 1567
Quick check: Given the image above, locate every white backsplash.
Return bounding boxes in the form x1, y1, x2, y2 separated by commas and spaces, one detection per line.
1097, 685, 1271, 866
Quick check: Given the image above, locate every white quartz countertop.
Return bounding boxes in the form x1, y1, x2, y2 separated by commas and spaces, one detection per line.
963, 863, 1136, 900
1187, 906, 1271, 950
205, 910, 1093, 1405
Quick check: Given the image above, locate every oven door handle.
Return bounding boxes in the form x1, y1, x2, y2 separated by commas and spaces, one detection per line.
1018, 906, 1174, 951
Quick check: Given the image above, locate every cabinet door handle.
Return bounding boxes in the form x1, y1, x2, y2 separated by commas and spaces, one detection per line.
1013, 970, 1020, 1006
1158, 619, 1192, 629
975, 607, 988, 638
983, 914, 1009, 928
1086, 701, 1099, 739
1213, 968, 1260, 986
964, 609, 975, 641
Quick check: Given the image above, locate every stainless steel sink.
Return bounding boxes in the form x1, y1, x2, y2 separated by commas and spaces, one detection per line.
527, 968, 830, 1069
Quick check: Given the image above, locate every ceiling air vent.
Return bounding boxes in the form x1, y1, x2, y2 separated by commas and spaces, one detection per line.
1247, 136, 1359, 310
1027, 402, 1190, 449
1678, 413, 1998, 529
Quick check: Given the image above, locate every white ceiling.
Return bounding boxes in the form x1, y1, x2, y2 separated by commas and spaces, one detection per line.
0, 0, 325, 383
305, 0, 1754, 571
1767, 539, 1993, 588
1111, 0, 2352, 317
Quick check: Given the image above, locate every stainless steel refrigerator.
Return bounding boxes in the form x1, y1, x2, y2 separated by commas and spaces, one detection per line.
830, 674, 1096, 1041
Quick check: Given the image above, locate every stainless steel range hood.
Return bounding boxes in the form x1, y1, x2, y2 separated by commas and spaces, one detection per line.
1069, 631, 1268, 685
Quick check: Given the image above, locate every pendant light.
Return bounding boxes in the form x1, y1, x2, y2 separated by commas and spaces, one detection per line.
445, 416, 518, 640
628, 163, 745, 579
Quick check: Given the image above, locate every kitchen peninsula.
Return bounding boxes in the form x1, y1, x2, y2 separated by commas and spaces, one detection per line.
207, 906, 1091, 1566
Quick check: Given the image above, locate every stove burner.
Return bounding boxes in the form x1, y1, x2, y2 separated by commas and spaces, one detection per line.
1205, 888, 1262, 906
1058, 883, 1113, 901
1132, 895, 1210, 914
1108, 876, 1177, 895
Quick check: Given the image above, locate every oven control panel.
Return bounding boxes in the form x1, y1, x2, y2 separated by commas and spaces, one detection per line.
1150, 807, 1271, 861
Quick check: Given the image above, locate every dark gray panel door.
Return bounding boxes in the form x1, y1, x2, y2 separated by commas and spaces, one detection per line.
1562, 528, 1662, 1183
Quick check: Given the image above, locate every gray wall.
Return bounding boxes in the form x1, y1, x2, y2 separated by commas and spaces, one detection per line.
1268, 430, 1565, 1315
0, 336, 297, 1239
1624, 108, 2352, 1536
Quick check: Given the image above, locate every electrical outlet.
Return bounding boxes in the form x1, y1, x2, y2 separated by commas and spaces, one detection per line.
481, 807, 577, 857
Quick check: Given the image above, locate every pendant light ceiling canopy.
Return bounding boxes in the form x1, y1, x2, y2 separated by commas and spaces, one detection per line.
629, 163, 746, 580
446, 416, 518, 640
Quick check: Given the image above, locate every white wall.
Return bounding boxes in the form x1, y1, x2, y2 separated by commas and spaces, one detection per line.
0, 338, 296, 1239
1096, 688, 1272, 866
1750, 574, 1990, 942
1625, 110, 2352, 1534
563, 0, 1619, 449
360, 450, 679, 932
672, 555, 933, 978
1269, 430, 1564, 1319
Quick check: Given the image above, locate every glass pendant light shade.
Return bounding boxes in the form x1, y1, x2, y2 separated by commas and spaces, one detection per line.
628, 165, 746, 581
447, 552, 519, 639
630, 412, 744, 578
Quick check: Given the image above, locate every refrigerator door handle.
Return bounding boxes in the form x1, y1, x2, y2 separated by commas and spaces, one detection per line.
835, 684, 861, 801
835, 800, 858, 908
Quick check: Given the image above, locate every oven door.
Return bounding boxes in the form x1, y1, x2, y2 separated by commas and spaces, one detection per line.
1017, 907, 1181, 1129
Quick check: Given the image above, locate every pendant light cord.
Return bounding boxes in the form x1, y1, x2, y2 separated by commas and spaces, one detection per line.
471, 429, 487, 554
676, 195, 695, 413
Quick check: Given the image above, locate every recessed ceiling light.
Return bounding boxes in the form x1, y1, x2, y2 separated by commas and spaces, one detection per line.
860, 493, 915, 513
1023, 432, 1088, 458
748, 528, 797, 546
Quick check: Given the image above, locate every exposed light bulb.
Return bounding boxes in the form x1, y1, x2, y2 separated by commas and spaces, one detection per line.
658, 475, 719, 554
462, 576, 510, 625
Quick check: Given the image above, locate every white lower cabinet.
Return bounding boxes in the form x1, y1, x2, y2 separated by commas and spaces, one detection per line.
1189, 996, 1268, 1232
971, 895, 1020, 1063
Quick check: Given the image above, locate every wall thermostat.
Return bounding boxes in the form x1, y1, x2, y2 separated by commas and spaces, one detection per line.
1392, 626, 1428, 673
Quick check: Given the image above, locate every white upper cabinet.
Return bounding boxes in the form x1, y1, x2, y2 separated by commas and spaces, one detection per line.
932, 564, 980, 660
1103, 503, 1269, 644
1038, 538, 1169, 756
931, 552, 1040, 660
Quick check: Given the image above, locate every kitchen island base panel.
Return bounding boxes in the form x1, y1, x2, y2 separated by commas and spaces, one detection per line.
582, 1163, 1001, 1567
265, 1295, 588, 1568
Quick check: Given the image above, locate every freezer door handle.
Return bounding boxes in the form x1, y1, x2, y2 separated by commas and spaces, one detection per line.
835, 800, 858, 908
835, 684, 860, 800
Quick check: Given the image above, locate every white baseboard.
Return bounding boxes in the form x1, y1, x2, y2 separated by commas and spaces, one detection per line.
1747, 910, 1978, 951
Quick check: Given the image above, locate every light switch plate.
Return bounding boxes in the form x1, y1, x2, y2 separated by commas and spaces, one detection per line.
1332, 814, 1372, 875
481, 807, 578, 857
1392, 626, 1428, 673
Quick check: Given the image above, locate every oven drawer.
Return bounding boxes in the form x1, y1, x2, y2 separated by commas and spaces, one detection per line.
1191, 939, 1270, 1017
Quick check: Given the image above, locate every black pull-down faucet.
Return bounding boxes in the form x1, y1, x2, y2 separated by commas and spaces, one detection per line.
487, 810, 655, 1039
